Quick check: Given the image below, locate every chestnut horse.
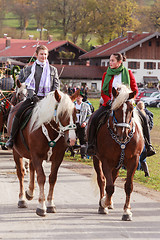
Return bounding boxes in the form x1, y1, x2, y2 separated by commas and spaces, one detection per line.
90, 85, 144, 221
0, 81, 27, 149
7, 89, 77, 216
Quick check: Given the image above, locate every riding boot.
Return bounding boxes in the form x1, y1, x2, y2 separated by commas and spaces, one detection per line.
141, 162, 150, 177
87, 125, 96, 156
143, 123, 156, 157
80, 144, 87, 159
5, 116, 19, 149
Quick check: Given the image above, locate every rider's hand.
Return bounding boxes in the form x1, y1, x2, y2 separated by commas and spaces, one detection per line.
106, 100, 112, 109
31, 95, 39, 104
81, 122, 86, 128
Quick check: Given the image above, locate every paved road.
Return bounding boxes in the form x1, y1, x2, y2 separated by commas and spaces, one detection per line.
0, 150, 160, 240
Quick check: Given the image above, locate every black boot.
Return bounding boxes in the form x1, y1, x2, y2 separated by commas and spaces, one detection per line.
5, 116, 19, 149
87, 125, 96, 156
80, 144, 87, 159
141, 162, 150, 177
143, 122, 156, 157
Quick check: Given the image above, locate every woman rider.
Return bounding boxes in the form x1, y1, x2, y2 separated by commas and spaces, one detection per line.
6, 45, 60, 149
87, 52, 156, 157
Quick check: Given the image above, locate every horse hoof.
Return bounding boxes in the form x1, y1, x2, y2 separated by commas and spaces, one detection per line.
47, 206, 56, 213
108, 203, 114, 209
25, 190, 33, 201
122, 214, 132, 221
18, 200, 27, 208
98, 206, 108, 214
36, 208, 46, 217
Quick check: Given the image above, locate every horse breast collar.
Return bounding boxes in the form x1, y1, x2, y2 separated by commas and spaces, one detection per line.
108, 112, 135, 169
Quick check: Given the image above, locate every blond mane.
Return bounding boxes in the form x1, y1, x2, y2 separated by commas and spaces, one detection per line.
30, 90, 74, 132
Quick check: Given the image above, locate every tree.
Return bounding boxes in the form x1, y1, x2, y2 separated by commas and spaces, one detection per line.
9, 0, 34, 38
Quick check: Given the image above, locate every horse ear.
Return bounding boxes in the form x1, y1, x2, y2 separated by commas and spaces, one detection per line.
16, 79, 21, 88
112, 87, 118, 98
55, 90, 61, 103
128, 91, 137, 100
70, 89, 80, 102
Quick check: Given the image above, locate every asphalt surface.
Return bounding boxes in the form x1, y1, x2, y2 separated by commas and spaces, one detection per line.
0, 150, 160, 240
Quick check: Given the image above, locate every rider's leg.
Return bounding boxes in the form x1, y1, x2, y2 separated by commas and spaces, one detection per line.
87, 106, 109, 156
5, 98, 33, 149
137, 108, 155, 157
76, 124, 87, 159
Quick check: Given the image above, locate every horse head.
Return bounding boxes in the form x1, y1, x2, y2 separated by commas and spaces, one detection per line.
55, 90, 77, 146
110, 85, 137, 141
16, 79, 28, 102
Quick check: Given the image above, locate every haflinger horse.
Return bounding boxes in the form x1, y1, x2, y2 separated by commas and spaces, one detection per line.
7, 88, 78, 217
90, 84, 144, 221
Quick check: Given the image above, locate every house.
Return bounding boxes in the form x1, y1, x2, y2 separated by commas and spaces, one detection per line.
54, 64, 107, 92
80, 31, 160, 87
0, 36, 86, 65
0, 36, 107, 92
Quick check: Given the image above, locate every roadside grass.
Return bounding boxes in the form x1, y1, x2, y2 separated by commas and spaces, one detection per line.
64, 98, 160, 192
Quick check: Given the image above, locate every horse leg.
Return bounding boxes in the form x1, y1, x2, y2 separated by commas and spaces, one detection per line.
107, 168, 119, 210
101, 166, 115, 213
25, 160, 35, 201
122, 162, 137, 221
13, 149, 27, 208
46, 157, 64, 213
32, 158, 46, 217
93, 156, 108, 214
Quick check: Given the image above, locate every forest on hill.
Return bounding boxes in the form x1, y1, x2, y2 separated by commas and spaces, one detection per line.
0, 0, 160, 50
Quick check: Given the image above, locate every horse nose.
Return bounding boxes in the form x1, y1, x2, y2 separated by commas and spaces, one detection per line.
67, 138, 76, 146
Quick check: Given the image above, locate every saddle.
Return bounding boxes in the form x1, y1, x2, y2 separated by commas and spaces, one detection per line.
97, 109, 110, 132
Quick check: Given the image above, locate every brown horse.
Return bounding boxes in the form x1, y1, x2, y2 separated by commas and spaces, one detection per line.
7, 89, 77, 216
90, 85, 144, 221
0, 81, 27, 149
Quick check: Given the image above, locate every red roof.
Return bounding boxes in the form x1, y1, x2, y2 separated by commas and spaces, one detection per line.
54, 64, 107, 79
0, 38, 86, 58
80, 32, 160, 59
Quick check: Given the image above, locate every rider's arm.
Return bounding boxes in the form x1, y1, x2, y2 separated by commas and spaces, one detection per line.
129, 70, 138, 98
101, 72, 111, 106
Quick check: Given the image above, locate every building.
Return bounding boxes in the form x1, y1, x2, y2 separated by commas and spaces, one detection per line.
80, 31, 160, 87
0, 36, 86, 65
55, 64, 107, 92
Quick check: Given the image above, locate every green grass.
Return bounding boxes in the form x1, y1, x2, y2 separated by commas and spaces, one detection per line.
64, 98, 160, 192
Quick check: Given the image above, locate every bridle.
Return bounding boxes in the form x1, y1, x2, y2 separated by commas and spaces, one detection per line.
108, 100, 135, 169
41, 105, 76, 161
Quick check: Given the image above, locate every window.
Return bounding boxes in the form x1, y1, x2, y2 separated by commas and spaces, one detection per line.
144, 62, 156, 69
156, 41, 160, 47
128, 61, 140, 69
158, 62, 160, 69
149, 41, 152, 46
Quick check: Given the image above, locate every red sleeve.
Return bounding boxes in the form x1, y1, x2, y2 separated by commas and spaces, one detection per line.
101, 72, 111, 106
129, 70, 138, 98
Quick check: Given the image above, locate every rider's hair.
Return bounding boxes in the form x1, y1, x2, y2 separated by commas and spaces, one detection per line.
36, 45, 48, 54
112, 52, 126, 62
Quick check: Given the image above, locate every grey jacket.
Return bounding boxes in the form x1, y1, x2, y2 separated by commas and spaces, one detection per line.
18, 64, 60, 97
74, 101, 92, 126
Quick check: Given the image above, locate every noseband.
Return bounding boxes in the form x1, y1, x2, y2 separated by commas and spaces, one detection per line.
111, 111, 131, 130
